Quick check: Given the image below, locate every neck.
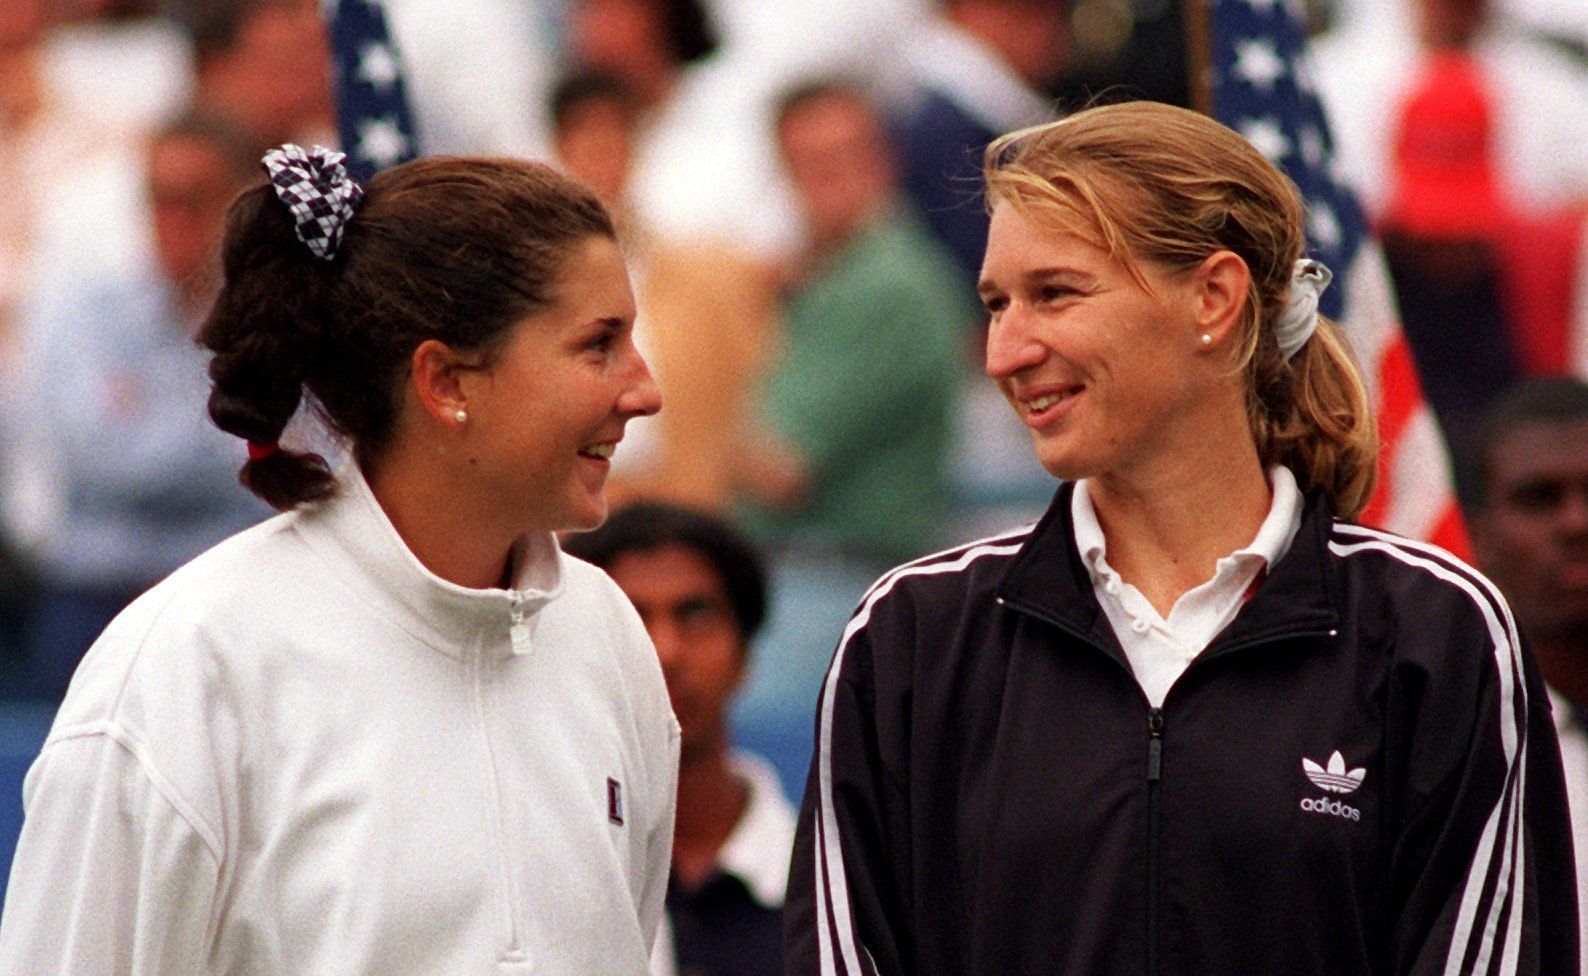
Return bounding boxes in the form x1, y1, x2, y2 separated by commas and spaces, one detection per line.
1533, 629, 1588, 711
1086, 416, 1270, 617
363, 444, 518, 590
671, 736, 748, 890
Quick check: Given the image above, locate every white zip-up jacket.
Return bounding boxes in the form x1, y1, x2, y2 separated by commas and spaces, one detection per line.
0, 468, 680, 975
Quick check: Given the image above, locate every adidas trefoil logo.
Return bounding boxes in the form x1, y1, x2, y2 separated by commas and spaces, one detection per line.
1302, 751, 1366, 795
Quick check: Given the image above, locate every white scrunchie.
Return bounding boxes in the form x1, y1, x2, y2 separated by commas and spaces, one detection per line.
1275, 258, 1332, 361
261, 144, 365, 261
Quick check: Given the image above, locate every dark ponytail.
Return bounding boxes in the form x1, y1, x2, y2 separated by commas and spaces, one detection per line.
199, 183, 336, 510
200, 154, 615, 512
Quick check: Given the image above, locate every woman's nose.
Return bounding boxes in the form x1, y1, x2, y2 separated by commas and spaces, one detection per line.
621, 352, 663, 418
984, 308, 1045, 380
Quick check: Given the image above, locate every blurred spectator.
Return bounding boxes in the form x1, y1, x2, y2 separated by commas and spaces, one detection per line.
0, 0, 127, 679
740, 81, 975, 566
0, 0, 125, 350
1320, 0, 1588, 499
1315, 0, 1588, 221
1376, 53, 1521, 501
7, 110, 271, 701
563, 503, 793, 976
548, 71, 779, 513
552, 72, 640, 216
891, 0, 1068, 286
562, 0, 803, 261
1469, 378, 1588, 962
35, 0, 189, 136
185, 0, 334, 149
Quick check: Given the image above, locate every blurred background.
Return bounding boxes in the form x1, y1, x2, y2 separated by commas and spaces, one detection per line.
0, 0, 1584, 905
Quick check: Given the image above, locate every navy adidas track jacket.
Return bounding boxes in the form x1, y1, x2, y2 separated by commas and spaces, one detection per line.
785, 485, 1578, 976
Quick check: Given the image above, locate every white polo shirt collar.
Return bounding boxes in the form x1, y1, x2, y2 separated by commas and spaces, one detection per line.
1071, 466, 1304, 706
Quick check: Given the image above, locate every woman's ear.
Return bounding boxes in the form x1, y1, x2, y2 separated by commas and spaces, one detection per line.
410, 339, 474, 429
1192, 250, 1252, 350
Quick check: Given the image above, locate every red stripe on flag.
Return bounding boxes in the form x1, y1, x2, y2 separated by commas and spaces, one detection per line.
1428, 502, 1473, 562
1375, 334, 1420, 452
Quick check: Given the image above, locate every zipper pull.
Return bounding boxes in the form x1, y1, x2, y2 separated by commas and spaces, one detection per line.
508, 596, 532, 655
1147, 709, 1164, 782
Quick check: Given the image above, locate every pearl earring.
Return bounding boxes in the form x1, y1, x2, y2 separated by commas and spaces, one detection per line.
1200, 333, 1213, 347
454, 409, 468, 423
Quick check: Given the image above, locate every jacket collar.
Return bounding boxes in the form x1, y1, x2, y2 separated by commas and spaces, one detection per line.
295, 464, 566, 662
996, 481, 1341, 657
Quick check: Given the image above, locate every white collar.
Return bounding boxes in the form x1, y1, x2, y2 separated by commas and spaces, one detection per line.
715, 751, 797, 908
1073, 466, 1304, 586
902, 19, 1054, 135
294, 464, 565, 662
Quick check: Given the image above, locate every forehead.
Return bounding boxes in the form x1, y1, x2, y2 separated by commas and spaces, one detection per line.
980, 202, 1117, 280
779, 93, 878, 147
548, 235, 635, 312
1486, 421, 1588, 485
605, 545, 729, 600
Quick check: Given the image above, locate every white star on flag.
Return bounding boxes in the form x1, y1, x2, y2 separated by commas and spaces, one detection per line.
1307, 202, 1342, 250
357, 41, 400, 91
1292, 51, 1319, 94
1233, 39, 1286, 91
1299, 127, 1325, 168
1239, 117, 1291, 164
356, 116, 410, 170
1242, 0, 1279, 10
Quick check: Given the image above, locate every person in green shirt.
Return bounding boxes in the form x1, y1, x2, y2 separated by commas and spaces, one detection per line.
740, 80, 978, 566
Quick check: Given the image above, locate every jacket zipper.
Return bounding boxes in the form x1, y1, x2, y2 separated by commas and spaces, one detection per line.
1146, 708, 1164, 976
508, 594, 532, 655
470, 652, 526, 958
997, 596, 1335, 976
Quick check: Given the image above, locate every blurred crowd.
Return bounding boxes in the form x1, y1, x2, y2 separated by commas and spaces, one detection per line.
0, 0, 1586, 794
1, 0, 1587, 966
0, 0, 1581, 733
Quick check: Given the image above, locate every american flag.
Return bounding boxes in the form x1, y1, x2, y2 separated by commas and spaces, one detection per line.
325, 0, 420, 182
1209, 0, 1471, 555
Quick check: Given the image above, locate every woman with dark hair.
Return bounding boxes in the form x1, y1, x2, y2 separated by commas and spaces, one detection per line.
0, 147, 674, 975
785, 102, 1578, 976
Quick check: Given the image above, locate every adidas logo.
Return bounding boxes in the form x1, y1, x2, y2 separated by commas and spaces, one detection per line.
1302, 751, 1365, 795
1299, 797, 1361, 821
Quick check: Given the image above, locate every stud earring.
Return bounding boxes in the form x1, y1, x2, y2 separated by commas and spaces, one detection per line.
454, 409, 468, 423
1200, 333, 1213, 347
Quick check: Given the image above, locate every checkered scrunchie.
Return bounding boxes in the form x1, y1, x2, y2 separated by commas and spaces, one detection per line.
261, 144, 364, 261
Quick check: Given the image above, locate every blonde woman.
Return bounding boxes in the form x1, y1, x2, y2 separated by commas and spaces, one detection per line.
785, 102, 1577, 976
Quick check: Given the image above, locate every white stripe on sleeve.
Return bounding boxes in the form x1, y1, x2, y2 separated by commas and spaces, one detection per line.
1328, 529, 1527, 976
813, 536, 1028, 976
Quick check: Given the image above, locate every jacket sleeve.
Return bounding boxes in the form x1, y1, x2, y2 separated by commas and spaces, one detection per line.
1387, 594, 1579, 976
785, 595, 914, 976
640, 719, 682, 960
0, 729, 221, 974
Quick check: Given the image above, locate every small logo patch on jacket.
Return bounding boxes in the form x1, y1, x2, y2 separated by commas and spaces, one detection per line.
607, 777, 624, 826
1300, 750, 1365, 822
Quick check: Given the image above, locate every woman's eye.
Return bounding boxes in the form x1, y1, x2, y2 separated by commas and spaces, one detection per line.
1038, 285, 1071, 303
983, 296, 1008, 314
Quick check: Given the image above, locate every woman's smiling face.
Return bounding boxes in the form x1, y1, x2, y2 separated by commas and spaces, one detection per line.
460, 235, 660, 535
979, 201, 1211, 483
